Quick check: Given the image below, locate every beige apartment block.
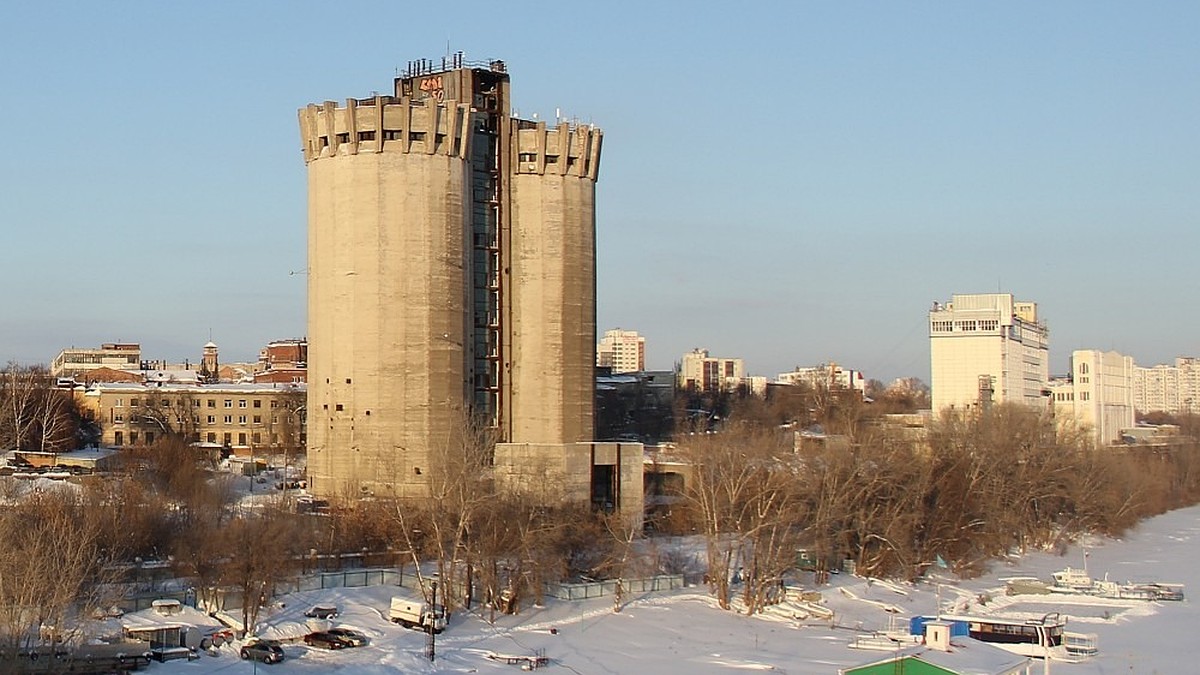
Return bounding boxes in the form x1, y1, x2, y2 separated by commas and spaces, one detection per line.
929, 293, 1049, 413
84, 382, 305, 453
678, 348, 746, 392
597, 329, 646, 373
300, 56, 602, 501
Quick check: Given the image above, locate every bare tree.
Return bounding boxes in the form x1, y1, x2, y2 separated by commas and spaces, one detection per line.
0, 491, 118, 664
0, 363, 83, 454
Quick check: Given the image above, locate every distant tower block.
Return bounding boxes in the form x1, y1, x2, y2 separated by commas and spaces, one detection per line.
299, 57, 602, 500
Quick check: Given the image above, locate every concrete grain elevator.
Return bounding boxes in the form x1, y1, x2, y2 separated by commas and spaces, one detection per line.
299, 56, 602, 500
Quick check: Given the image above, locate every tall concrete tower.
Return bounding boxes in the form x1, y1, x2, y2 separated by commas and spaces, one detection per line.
299, 55, 602, 499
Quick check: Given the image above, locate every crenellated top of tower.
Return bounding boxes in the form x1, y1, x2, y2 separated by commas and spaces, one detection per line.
299, 58, 601, 180
511, 120, 602, 181
298, 96, 474, 163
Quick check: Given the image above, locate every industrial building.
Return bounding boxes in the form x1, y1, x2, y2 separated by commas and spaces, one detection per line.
299, 56, 637, 517
928, 293, 1049, 413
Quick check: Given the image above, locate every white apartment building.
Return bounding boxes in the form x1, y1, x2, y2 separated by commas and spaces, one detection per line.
776, 363, 866, 399
929, 293, 1049, 413
678, 348, 746, 392
596, 329, 646, 373
1049, 350, 1135, 447
1134, 357, 1200, 415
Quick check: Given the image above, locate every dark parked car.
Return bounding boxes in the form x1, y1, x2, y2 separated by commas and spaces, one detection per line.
240, 639, 284, 664
326, 627, 369, 647
304, 631, 348, 650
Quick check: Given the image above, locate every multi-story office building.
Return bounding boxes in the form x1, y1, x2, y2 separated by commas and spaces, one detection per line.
596, 329, 645, 373
51, 343, 141, 378
1049, 350, 1135, 447
929, 293, 1049, 413
299, 56, 608, 501
678, 349, 746, 392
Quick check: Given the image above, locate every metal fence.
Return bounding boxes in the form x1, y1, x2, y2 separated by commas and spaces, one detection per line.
544, 574, 686, 601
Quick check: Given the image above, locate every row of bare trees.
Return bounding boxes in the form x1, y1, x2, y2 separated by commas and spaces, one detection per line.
671, 400, 1200, 615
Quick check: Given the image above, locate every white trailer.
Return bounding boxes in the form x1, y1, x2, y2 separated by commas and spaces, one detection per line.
389, 595, 446, 634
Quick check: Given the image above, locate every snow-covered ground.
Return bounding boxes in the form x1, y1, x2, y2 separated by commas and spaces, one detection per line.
143, 503, 1200, 673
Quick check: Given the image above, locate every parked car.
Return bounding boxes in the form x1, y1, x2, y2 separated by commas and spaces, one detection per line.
304, 631, 348, 650
326, 627, 369, 647
240, 639, 284, 664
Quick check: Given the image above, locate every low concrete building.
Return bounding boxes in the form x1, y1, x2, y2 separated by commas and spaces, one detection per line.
493, 441, 644, 528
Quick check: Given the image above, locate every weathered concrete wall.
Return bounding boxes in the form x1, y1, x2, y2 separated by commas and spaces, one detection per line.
302, 98, 471, 499
507, 123, 602, 445
494, 441, 643, 528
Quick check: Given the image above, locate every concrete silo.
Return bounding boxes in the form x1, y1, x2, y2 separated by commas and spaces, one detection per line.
299, 57, 603, 500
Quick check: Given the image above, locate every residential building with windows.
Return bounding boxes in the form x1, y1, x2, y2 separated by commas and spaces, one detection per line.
1049, 350, 1135, 447
1134, 357, 1200, 415
83, 382, 306, 455
254, 338, 308, 384
678, 349, 746, 392
776, 363, 866, 399
929, 293, 1049, 413
596, 329, 645, 373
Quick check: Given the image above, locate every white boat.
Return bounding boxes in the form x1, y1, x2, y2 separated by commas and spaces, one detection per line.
914, 613, 1097, 662
1050, 567, 1185, 601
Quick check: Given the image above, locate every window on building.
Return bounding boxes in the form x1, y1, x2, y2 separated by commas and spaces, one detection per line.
207, 432, 217, 443
253, 415, 262, 424
253, 400, 262, 408
271, 401, 279, 408
130, 432, 139, 444
224, 415, 233, 424
252, 433, 261, 444
114, 431, 123, 446
224, 400, 232, 408
114, 398, 123, 407
161, 399, 171, 407
223, 433, 231, 446
208, 399, 216, 408
239, 400, 247, 408
131, 398, 140, 407
238, 415, 247, 425
238, 433, 247, 446
192, 399, 201, 408
207, 415, 215, 424
114, 414, 124, 423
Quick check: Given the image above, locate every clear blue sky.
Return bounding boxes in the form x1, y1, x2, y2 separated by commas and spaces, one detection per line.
1, 2, 1197, 383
